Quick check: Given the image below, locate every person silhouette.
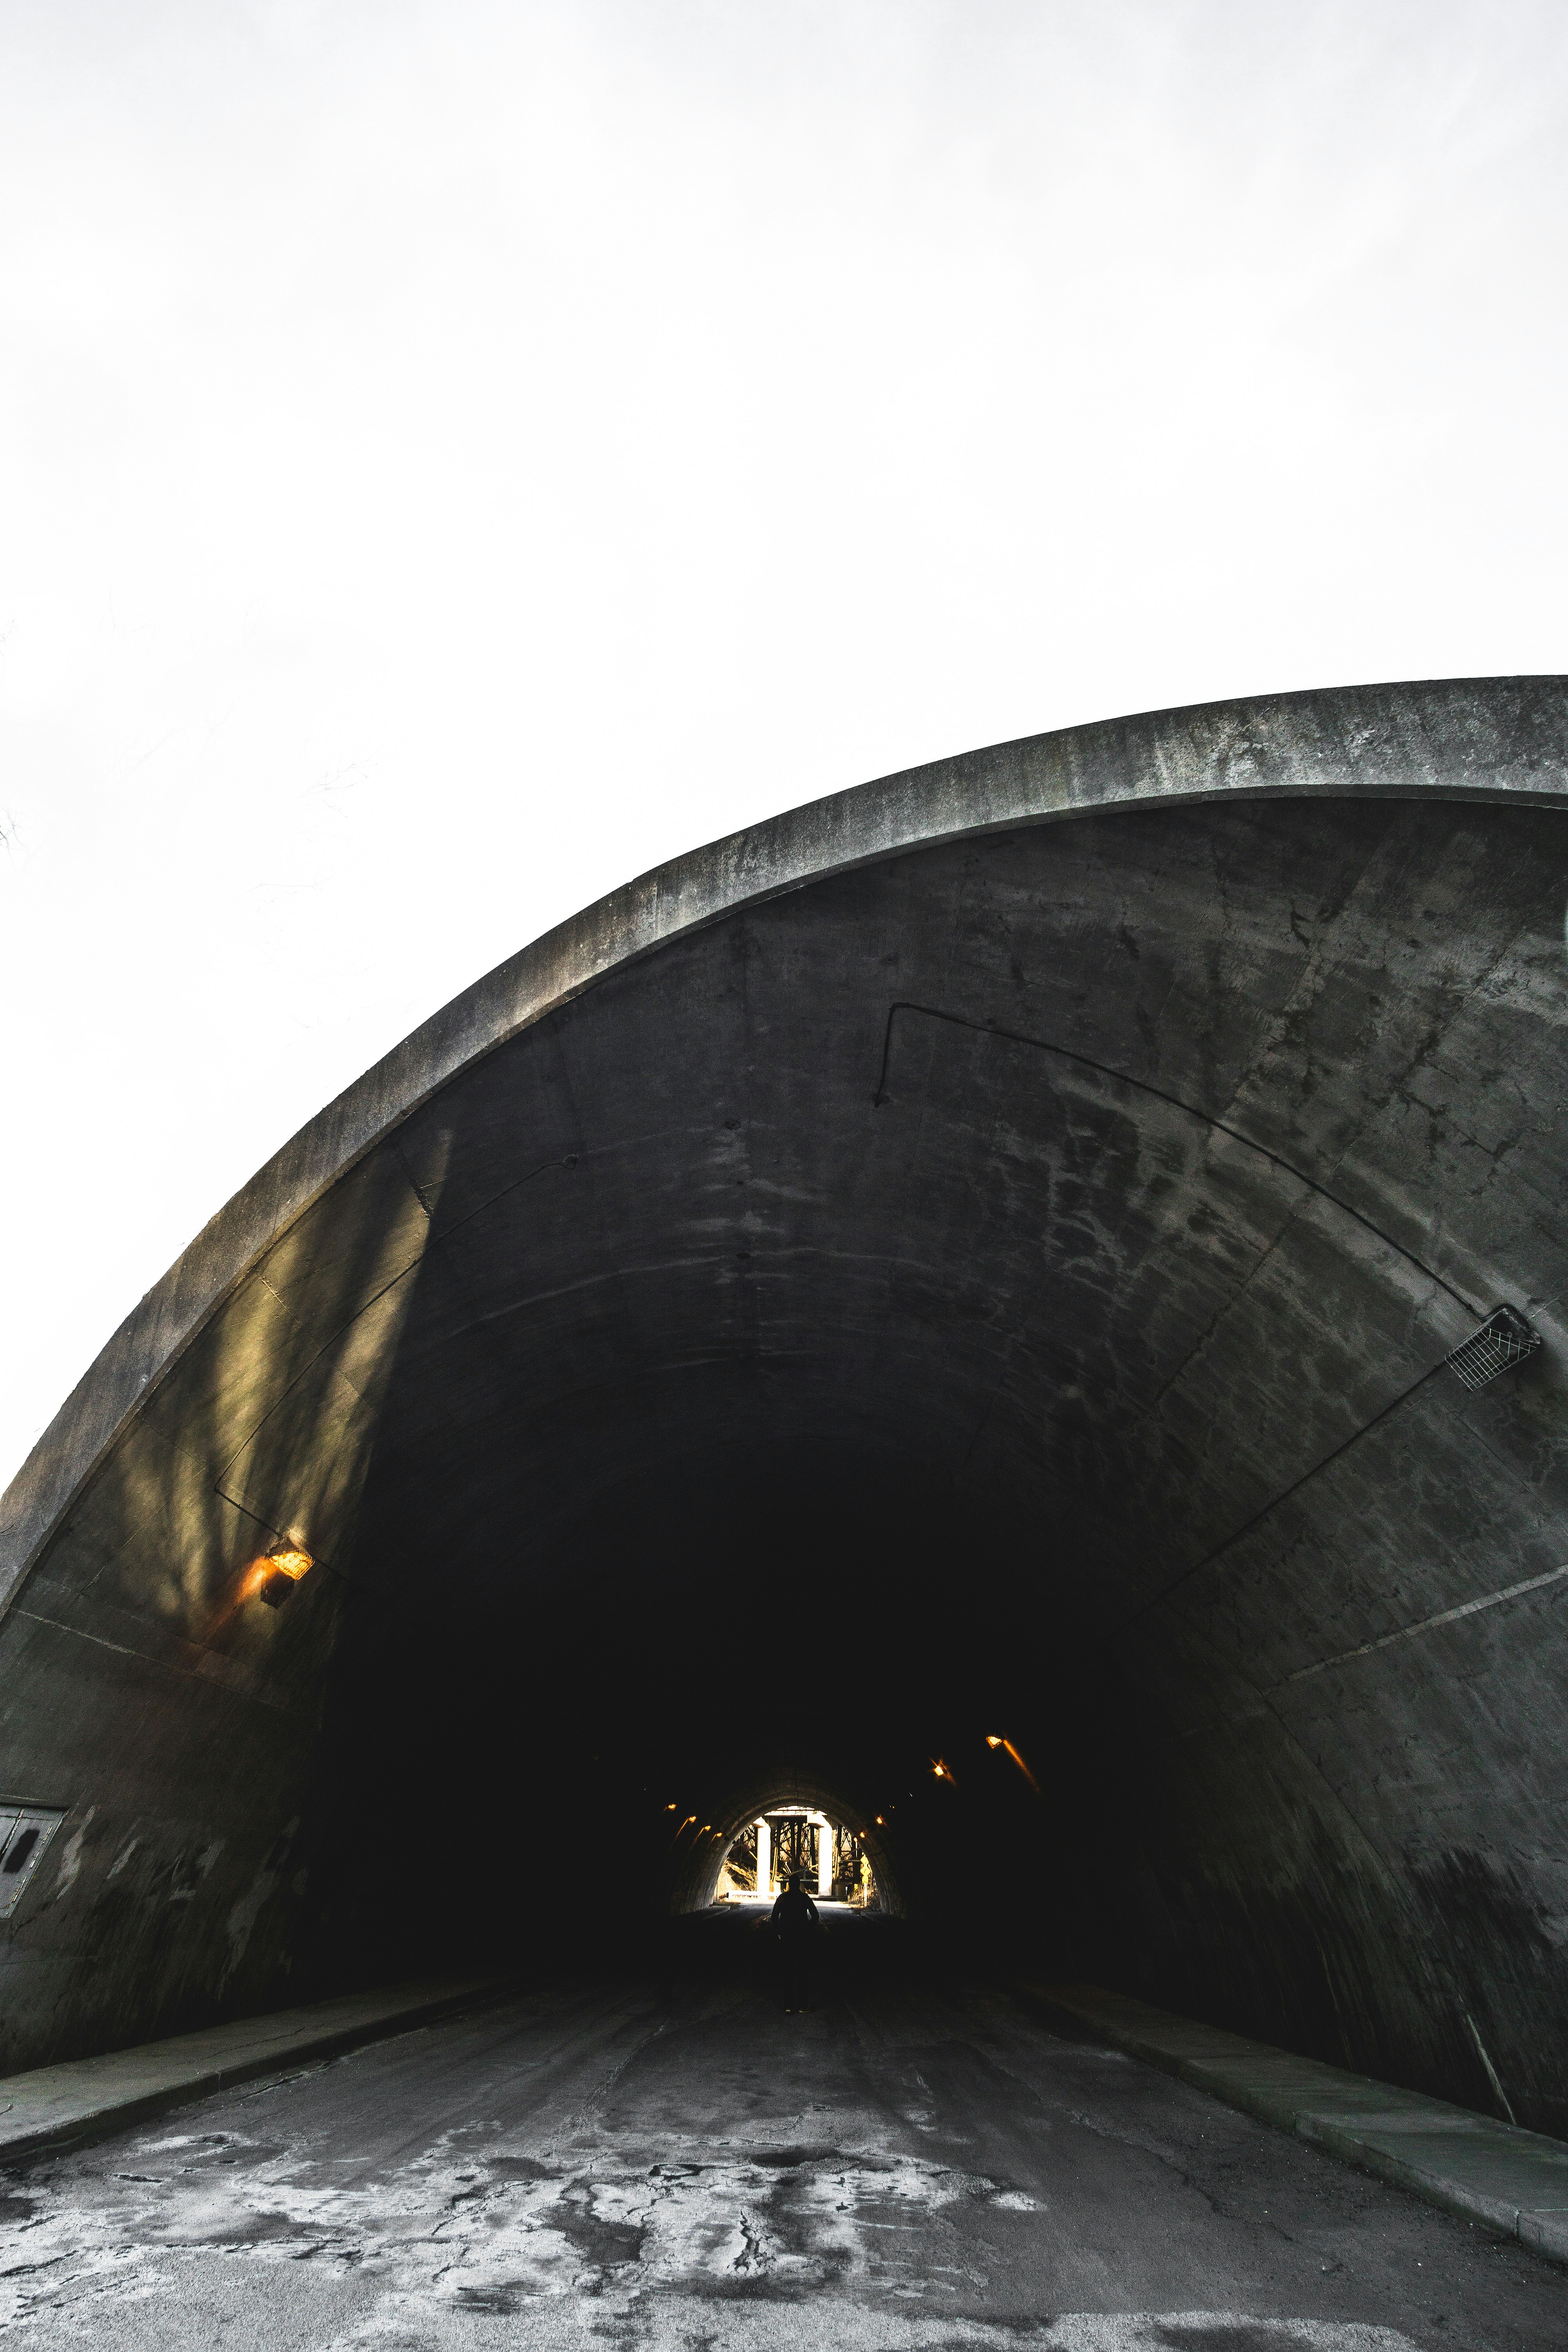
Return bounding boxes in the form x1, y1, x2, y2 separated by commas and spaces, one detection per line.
770, 1870, 820, 2012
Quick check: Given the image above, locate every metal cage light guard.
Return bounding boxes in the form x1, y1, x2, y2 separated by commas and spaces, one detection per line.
1446, 1305, 1542, 1393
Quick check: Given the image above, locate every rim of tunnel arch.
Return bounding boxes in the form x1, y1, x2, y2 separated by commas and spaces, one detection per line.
4, 672, 1567, 1626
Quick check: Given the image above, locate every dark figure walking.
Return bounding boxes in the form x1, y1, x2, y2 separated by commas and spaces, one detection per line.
771, 1871, 819, 2011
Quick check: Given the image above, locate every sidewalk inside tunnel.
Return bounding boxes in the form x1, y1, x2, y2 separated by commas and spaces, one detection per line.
2, 1917, 1566, 2350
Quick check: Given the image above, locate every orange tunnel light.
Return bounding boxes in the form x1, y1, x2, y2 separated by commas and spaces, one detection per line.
250, 1548, 315, 1608
988, 1735, 1042, 1796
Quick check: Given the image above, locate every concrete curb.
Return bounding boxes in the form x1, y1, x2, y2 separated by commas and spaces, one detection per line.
0, 1973, 515, 2165
1025, 1982, 1568, 2264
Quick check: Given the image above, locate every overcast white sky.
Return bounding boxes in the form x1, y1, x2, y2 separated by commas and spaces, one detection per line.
3, 0, 1566, 1492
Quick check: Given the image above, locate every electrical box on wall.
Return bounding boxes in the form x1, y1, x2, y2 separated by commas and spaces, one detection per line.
0, 1805, 67, 1919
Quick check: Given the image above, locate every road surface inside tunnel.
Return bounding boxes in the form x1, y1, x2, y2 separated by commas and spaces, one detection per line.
1, 1912, 1561, 2351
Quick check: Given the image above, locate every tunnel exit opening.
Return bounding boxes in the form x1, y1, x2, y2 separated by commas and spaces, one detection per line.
712, 1807, 880, 1911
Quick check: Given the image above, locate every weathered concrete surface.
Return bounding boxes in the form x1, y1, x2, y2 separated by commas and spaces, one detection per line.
2, 1918, 1564, 2350
6, 678, 1566, 1615
2, 677, 1567, 2147
0, 1975, 508, 2164
1031, 1984, 1568, 2263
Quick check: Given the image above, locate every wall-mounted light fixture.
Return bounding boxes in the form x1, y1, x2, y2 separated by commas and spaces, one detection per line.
250, 1547, 314, 1608
1447, 1305, 1541, 1392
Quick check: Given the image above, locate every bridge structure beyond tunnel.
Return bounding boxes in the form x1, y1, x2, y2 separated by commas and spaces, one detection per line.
3, 675, 1568, 2178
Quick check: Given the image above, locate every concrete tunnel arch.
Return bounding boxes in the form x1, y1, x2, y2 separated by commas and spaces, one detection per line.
3, 676, 1568, 2132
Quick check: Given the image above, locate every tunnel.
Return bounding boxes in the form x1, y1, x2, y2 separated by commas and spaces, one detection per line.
3, 673, 1567, 2152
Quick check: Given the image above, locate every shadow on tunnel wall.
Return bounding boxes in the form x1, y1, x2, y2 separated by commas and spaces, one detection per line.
1051, 1550, 1568, 2141
0, 1153, 441, 2072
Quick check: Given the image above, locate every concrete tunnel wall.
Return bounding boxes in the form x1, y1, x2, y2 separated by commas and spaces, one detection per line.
2, 677, 1567, 2128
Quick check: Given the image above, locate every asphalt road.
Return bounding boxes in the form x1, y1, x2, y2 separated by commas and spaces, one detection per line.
1, 1909, 1562, 2350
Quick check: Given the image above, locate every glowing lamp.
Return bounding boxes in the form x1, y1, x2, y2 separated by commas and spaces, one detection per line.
254, 1548, 314, 1608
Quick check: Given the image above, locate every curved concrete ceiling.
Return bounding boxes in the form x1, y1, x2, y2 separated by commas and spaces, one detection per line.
4, 677, 1567, 2140
7, 674, 1566, 1607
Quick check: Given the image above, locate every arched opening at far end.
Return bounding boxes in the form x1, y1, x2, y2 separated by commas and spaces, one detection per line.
656, 1771, 906, 1921
712, 1811, 878, 1909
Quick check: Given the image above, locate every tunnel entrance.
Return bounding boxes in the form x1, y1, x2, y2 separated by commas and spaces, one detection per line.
4, 682, 1567, 2138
